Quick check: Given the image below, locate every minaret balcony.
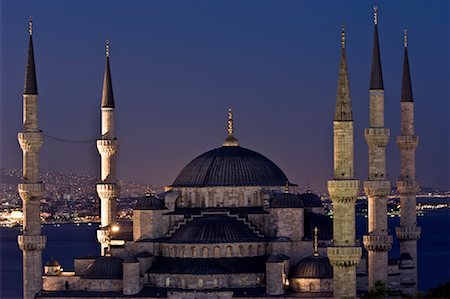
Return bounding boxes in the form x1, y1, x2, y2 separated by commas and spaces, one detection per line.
327, 180, 359, 202
17, 132, 43, 151
396, 226, 421, 241
18, 182, 44, 201
18, 235, 46, 251
97, 139, 119, 157
396, 135, 419, 149
363, 235, 393, 252
96, 182, 120, 199
363, 180, 390, 197
364, 128, 390, 147
396, 179, 419, 194
327, 246, 361, 267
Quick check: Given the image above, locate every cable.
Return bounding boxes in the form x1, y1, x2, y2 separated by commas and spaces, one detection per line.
43, 133, 97, 144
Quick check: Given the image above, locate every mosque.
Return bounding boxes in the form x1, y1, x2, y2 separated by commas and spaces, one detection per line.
17, 7, 420, 299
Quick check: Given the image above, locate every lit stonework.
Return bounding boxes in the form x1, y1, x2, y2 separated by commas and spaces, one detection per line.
395, 29, 421, 295
327, 25, 361, 298
363, 7, 393, 290
18, 17, 47, 299
96, 41, 120, 256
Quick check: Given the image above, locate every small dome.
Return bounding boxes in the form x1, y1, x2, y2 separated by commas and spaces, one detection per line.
271, 193, 303, 208
172, 146, 289, 187
167, 214, 264, 243
290, 256, 332, 279
399, 253, 413, 261
300, 192, 323, 208
134, 194, 165, 210
45, 258, 60, 267
84, 256, 123, 279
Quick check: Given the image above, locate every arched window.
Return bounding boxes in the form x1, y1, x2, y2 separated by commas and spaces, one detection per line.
202, 246, 209, 257
226, 246, 232, 257
248, 245, 254, 256
213, 278, 218, 288
256, 276, 261, 285
198, 278, 204, 288
213, 246, 221, 257
192, 246, 197, 257
238, 245, 244, 256
257, 245, 263, 255
165, 277, 170, 287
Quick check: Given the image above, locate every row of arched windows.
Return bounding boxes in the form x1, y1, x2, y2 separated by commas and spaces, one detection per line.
162, 243, 265, 258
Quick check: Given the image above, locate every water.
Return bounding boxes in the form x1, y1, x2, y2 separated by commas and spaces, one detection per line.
1, 211, 449, 298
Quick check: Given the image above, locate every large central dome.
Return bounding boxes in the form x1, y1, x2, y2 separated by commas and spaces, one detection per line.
172, 146, 288, 187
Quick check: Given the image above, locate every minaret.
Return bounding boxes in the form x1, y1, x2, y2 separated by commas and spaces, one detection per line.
395, 29, 420, 294
17, 17, 47, 299
96, 40, 120, 256
362, 6, 393, 290
327, 25, 361, 298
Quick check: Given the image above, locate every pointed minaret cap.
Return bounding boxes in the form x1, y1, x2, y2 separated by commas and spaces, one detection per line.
401, 28, 413, 102
24, 16, 38, 95
222, 108, 240, 147
101, 40, 115, 108
334, 24, 353, 121
370, 5, 384, 90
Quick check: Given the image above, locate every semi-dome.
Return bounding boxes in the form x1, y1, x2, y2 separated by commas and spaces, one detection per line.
134, 194, 165, 210
45, 258, 60, 267
290, 256, 333, 279
167, 214, 264, 243
271, 192, 304, 208
84, 256, 123, 279
300, 191, 323, 208
172, 146, 289, 187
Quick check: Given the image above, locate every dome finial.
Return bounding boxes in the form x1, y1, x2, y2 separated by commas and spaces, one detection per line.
403, 28, 408, 48
373, 5, 378, 25
313, 226, 319, 256
106, 39, 110, 57
341, 23, 346, 48
223, 107, 240, 147
28, 16, 33, 35
284, 181, 289, 193
228, 107, 233, 136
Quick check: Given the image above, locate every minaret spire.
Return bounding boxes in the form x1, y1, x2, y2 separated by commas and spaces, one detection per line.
363, 4, 392, 291
24, 16, 38, 95
396, 29, 420, 295
96, 40, 120, 256
18, 17, 46, 298
370, 5, 383, 90
327, 25, 361, 299
334, 24, 352, 121
101, 40, 115, 108
401, 29, 413, 102
222, 107, 240, 147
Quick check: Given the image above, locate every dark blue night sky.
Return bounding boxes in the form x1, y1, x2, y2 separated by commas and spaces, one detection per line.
1, 0, 448, 190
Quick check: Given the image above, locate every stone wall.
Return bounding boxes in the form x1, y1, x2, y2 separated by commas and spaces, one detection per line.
289, 278, 333, 293
172, 187, 284, 210
149, 273, 264, 289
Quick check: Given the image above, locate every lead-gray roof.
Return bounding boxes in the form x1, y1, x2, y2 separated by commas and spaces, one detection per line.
24, 34, 38, 95
167, 214, 264, 243
290, 255, 332, 279
172, 146, 289, 187
84, 256, 123, 279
